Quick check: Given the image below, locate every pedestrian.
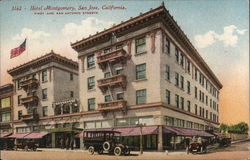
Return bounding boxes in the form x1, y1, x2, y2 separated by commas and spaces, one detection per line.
65, 138, 69, 150
70, 139, 74, 150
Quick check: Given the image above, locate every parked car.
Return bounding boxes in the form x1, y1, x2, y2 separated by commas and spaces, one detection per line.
187, 138, 208, 154
14, 141, 38, 151
84, 130, 130, 156
218, 137, 231, 147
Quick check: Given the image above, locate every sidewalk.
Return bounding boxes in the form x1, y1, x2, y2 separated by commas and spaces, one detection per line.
231, 137, 250, 144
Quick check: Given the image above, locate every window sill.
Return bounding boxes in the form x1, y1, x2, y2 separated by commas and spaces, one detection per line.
42, 98, 48, 101
135, 51, 147, 56
88, 88, 96, 92
134, 78, 147, 82
87, 66, 96, 70
164, 79, 171, 83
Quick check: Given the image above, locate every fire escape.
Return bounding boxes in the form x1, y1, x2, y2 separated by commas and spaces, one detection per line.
20, 77, 39, 122
96, 48, 130, 116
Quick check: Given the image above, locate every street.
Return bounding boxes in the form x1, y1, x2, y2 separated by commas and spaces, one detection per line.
1, 141, 250, 160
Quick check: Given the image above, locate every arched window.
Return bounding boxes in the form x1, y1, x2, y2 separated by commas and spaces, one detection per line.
72, 103, 79, 113
55, 105, 61, 115
63, 104, 70, 114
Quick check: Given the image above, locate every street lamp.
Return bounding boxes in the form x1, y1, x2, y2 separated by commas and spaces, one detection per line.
136, 123, 146, 155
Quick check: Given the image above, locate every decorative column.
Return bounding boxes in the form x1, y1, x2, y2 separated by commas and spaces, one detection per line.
150, 30, 157, 54
157, 125, 163, 151
81, 56, 85, 73
126, 40, 132, 57
51, 132, 56, 148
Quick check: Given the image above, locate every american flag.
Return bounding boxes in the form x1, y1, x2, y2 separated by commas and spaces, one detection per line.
10, 39, 26, 59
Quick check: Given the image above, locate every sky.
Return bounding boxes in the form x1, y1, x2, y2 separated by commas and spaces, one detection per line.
0, 0, 249, 126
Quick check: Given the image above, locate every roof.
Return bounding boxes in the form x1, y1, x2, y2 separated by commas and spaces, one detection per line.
71, 3, 222, 89
8, 50, 78, 76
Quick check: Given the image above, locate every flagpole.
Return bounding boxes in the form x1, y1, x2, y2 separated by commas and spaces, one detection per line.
26, 38, 28, 61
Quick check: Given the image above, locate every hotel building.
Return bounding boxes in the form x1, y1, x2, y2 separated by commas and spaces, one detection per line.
71, 3, 222, 150
7, 51, 80, 147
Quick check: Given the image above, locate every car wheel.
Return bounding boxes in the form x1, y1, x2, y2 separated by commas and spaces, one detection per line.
14, 146, 17, 151
24, 145, 28, 151
88, 146, 95, 155
33, 146, 37, 151
103, 141, 110, 151
114, 147, 122, 156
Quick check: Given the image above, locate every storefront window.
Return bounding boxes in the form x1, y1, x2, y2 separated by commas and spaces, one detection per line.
116, 118, 129, 126
85, 121, 95, 129
165, 116, 174, 126
139, 116, 154, 125
1, 97, 11, 108
101, 120, 113, 128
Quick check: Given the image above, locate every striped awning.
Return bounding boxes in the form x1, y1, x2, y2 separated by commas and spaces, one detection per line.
0, 133, 12, 138
23, 132, 48, 139
8, 133, 30, 139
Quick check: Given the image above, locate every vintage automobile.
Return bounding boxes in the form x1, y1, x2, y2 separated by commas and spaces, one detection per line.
84, 130, 130, 156
218, 137, 231, 147
187, 138, 208, 154
14, 141, 38, 151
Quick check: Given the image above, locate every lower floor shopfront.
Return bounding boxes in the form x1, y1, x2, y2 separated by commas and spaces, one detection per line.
9, 106, 220, 151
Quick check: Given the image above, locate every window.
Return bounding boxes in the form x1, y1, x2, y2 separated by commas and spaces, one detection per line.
104, 95, 112, 102
104, 72, 111, 78
17, 79, 21, 89
135, 36, 146, 54
210, 112, 212, 120
187, 101, 190, 112
175, 72, 179, 87
195, 87, 197, 98
202, 108, 205, 117
187, 81, 190, 94
165, 38, 170, 54
175, 94, 179, 108
104, 48, 111, 54
199, 90, 202, 101
87, 76, 95, 90
180, 97, 184, 110
70, 91, 74, 98
136, 89, 146, 105
70, 73, 73, 80
195, 104, 198, 115
166, 90, 170, 104
199, 107, 202, 116
42, 88, 48, 100
1, 97, 11, 108
180, 76, 184, 89
116, 68, 124, 75
206, 96, 208, 105
175, 48, 179, 62
117, 93, 124, 100
164, 65, 170, 81
116, 44, 123, 50
1, 112, 10, 122
195, 69, 198, 81
42, 70, 47, 82
210, 99, 212, 108
186, 121, 193, 129
18, 95, 22, 105
166, 116, 174, 126
136, 63, 146, 80
88, 98, 95, 111
180, 53, 184, 67
42, 106, 48, 117
176, 118, 185, 128
32, 74, 36, 79
206, 110, 208, 119
87, 54, 95, 68
187, 60, 190, 73
18, 111, 22, 120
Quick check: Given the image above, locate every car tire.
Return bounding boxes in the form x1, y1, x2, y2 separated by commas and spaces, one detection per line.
33, 146, 37, 151
14, 146, 17, 151
124, 148, 130, 155
114, 146, 122, 156
103, 141, 110, 151
88, 146, 95, 155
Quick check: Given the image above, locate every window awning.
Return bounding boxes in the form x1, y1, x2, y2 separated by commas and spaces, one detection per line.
114, 126, 158, 136
163, 126, 214, 137
0, 133, 12, 138
8, 133, 30, 139
23, 132, 49, 139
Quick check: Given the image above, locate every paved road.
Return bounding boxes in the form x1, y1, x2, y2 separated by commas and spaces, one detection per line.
1, 141, 250, 160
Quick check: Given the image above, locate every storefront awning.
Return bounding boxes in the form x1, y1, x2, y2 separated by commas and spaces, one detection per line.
163, 126, 214, 137
8, 133, 30, 139
115, 126, 158, 136
23, 132, 49, 139
0, 133, 12, 138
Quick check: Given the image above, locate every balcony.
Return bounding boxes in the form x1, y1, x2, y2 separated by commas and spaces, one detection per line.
20, 78, 39, 91
22, 114, 39, 122
97, 74, 127, 93
97, 49, 130, 70
21, 96, 39, 106
98, 100, 127, 113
